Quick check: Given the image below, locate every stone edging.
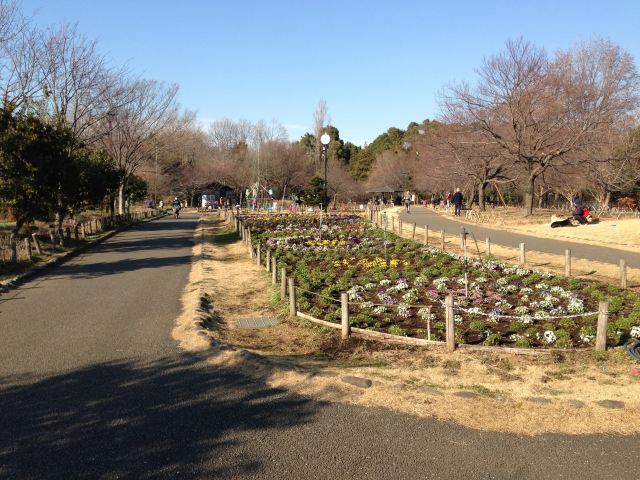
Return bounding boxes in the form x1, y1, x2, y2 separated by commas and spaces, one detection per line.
0, 213, 166, 295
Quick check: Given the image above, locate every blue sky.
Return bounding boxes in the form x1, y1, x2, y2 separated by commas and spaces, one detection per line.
21, 0, 640, 146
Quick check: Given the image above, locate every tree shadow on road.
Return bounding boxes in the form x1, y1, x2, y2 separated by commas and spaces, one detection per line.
0, 355, 316, 479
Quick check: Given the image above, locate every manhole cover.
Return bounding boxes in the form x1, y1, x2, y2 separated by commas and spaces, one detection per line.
235, 317, 279, 329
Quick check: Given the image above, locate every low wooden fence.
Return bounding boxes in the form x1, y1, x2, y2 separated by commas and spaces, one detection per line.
229, 211, 613, 356
0, 210, 160, 264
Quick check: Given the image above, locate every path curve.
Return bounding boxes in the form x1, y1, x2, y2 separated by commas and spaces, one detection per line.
399, 206, 640, 269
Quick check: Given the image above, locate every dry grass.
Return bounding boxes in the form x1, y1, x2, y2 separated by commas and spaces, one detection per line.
183, 217, 640, 436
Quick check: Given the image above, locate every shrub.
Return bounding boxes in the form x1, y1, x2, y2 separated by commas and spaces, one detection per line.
468, 320, 485, 332
483, 332, 502, 346
388, 325, 408, 336
434, 321, 446, 330
558, 318, 577, 329
515, 337, 531, 348
510, 320, 526, 331
555, 329, 573, 348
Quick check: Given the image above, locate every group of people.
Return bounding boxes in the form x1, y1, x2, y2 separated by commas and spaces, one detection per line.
421, 189, 465, 216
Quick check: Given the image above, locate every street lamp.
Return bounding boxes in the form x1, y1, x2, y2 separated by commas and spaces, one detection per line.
320, 133, 331, 209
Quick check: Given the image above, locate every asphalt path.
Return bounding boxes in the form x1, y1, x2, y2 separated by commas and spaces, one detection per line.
0, 215, 637, 479
400, 206, 640, 269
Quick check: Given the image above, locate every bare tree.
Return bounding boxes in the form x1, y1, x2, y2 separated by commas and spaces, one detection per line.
38, 23, 130, 147
260, 140, 312, 198
312, 98, 329, 172
441, 37, 639, 215
99, 79, 179, 213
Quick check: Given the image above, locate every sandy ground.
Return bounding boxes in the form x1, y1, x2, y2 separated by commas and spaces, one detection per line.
178, 217, 640, 436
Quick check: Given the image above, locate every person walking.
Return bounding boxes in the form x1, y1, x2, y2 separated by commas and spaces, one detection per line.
452, 188, 463, 216
403, 192, 411, 213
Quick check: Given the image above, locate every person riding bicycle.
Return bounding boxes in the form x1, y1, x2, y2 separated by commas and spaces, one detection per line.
172, 197, 182, 217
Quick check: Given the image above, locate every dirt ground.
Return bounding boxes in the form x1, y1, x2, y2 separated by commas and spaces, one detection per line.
181, 217, 640, 436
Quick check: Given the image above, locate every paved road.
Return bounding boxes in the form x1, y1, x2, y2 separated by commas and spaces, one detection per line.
399, 206, 640, 269
0, 216, 636, 479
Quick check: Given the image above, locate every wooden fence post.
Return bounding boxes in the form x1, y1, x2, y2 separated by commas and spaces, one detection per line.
440, 230, 445, 250
519, 243, 526, 265
31, 233, 42, 255
266, 249, 271, 272
24, 238, 32, 262
49, 227, 56, 253
80, 222, 86, 239
565, 249, 571, 277
424, 225, 428, 245
8, 234, 17, 262
486, 237, 491, 256
445, 294, 455, 352
620, 259, 627, 289
595, 301, 609, 351
341, 293, 350, 340
73, 225, 79, 240
280, 267, 287, 300
256, 244, 261, 266
399, 218, 403, 235
412, 222, 416, 240
288, 278, 297, 318
391, 216, 395, 233
272, 258, 277, 284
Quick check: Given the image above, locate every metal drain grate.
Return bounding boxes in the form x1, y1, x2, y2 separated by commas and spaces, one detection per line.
235, 317, 279, 329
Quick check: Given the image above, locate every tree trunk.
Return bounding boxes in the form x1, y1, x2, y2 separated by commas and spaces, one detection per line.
478, 182, 486, 211
523, 175, 536, 216
118, 182, 125, 215
604, 191, 611, 210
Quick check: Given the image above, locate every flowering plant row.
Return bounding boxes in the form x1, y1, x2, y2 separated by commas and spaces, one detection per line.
242, 213, 640, 349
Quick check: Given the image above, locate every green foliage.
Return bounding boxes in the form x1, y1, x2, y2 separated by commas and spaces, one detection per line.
388, 325, 408, 336
555, 329, 573, 348
483, 332, 502, 346
515, 337, 531, 348
468, 320, 485, 332
558, 318, 577, 330
302, 176, 325, 206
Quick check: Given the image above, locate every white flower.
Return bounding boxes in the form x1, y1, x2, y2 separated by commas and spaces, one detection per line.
475, 276, 487, 283
360, 301, 374, 310
417, 307, 434, 320
631, 326, 640, 338
467, 307, 484, 316
397, 303, 411, 318
534, 311, 550, 320
496, 277, 508, 286
567, 298, 584, 313
520, 315, 534, 325
520, 287, 533, 295
580, 333, 595, 344
510, 333, 523, 341
454, 315, 463, 324
373, 305, 387, 315
543, 330, 557, 344
535, 282, 549, 290
514, 306, 529, 315
379, 279, 392, 286
364, 283, 377, 290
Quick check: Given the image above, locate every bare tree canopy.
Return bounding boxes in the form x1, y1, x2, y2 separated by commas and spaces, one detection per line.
441, 37, 640, 214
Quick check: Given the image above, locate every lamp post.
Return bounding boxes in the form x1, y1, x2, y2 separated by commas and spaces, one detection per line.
320, 133, 330, 209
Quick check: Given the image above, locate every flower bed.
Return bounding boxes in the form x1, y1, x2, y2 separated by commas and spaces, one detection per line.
239, 213, 640, 349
